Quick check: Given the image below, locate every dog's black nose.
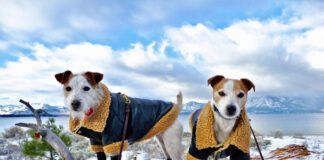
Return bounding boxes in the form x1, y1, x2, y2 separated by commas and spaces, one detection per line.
71, 100, 81, 111
226, 105, 236, 116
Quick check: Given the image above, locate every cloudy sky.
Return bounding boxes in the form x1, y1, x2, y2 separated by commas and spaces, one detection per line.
0, 0, 324, 105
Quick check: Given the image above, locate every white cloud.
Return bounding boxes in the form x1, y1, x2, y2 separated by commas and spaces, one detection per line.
119, 42, 167, 68
165, 4, 324, 96
0, 0, 117, 42
0, 42, 200, 105
0, 0, 292, 44
0, 43, 114, 104
0, 1, 49, 32
1, 1, 324, 105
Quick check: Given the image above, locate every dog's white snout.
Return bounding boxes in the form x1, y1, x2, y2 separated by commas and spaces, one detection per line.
71, 99, 81, 111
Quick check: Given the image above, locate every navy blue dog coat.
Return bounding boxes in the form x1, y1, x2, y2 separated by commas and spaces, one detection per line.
69, 84, 180, 155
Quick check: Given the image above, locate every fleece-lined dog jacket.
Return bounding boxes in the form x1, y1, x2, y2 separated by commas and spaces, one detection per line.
187, 102, 251, 160
69, 84, 180, 154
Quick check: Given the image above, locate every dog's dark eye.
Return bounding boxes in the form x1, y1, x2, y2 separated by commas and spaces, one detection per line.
218, 91, 226, 97
237, 92, 244, 98
65, 86, 72, 92
83, 86, 90, 91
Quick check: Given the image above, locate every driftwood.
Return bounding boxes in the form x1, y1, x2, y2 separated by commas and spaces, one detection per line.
251, 144, 315, 160
15, 99, 74, 160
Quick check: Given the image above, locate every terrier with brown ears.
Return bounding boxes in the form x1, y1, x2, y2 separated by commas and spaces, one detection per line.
187, 75, 254, 160
55, 70, 184, 160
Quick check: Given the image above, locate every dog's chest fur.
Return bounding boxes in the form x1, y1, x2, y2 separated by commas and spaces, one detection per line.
213, 112, 236, 143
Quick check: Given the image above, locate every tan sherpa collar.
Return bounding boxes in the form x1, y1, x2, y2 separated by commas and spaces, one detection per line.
69, 84, 111, 133
195, 102, 251, 153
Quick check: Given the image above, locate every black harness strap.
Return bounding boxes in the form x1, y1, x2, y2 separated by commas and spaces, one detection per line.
250, 125, 264, 160
117, 94, 131, 160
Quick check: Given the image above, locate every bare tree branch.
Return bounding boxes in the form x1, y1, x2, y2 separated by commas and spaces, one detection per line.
15, 123, 38, 130
19, 99, 42, 126
16, 99, 74, 160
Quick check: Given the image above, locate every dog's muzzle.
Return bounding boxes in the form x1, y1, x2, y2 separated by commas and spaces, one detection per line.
226, 105, 237, 116
71, 100, 81, 111
213, 104, 239, 120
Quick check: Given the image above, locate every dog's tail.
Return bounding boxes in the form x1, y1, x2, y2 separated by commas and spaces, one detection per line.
176, 91, 183, 110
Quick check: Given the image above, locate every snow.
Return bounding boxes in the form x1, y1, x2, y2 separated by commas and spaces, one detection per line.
0, 103, 68, 115
86, 151, 163, 160
86, 135, 324, 159
1, 119, 323, 159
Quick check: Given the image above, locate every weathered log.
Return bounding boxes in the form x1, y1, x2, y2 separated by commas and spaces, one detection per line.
15, 99, 74, 160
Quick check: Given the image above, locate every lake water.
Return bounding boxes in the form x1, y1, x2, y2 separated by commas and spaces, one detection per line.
1, 113, 324, 135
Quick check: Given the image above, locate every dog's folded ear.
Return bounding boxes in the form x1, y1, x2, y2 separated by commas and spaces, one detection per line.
84, 71, 104, 85
240, 78, 255, 92
55, 70, 72, 84
208, 75, 224, 87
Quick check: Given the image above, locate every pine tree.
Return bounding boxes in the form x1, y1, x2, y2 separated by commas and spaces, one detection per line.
21, 118, 72, 160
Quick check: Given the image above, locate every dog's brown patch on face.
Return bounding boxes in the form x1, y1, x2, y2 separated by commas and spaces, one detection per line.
212, 78, 228, 103
234, 80, 248, 93
83, 72, 103, 86
63, 77, 75, 97
240, 78, 255, 92
55, 71, 75, 98
208, 75, 225, 88
233, 80, 248, 108
59, 74, 78, 98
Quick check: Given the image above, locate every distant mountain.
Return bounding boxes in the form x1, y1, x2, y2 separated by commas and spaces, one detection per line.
182, 101, 205, 114
0, 103, 68, 117
182, 96, 324, 114
247, 96, 324, 113
1, 96, 323, 116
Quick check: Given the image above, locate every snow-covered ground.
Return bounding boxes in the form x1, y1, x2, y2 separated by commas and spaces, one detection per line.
1, 126, 323, 160
88, 135, 324, 160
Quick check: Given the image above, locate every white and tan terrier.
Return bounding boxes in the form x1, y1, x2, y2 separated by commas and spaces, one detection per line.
55, 70, 184, 160
187, 75, 254, 160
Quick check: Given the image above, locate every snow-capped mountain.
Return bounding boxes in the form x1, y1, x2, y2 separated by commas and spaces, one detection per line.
1, 96, 323, 116
247, 96, 324, 113
182, 101, 205, 114
0, 103, 68, 116
182, 96, 324, 114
